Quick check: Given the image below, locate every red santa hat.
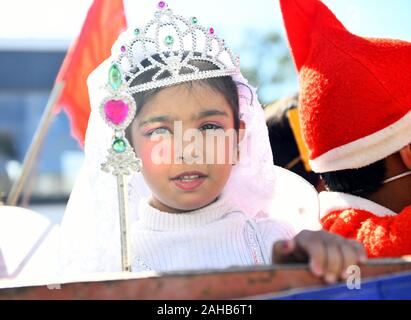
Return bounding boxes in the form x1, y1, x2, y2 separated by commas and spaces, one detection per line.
279, 0, 411, 172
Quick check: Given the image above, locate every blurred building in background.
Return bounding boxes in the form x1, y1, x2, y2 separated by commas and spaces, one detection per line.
0, 41, 83, 204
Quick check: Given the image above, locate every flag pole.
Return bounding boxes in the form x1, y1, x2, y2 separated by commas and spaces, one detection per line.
6, 82, 65, 206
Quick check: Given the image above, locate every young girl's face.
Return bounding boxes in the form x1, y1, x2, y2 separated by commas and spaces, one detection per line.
130, 82, 242, 213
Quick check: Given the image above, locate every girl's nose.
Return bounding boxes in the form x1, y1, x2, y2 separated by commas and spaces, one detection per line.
176, 133, 203, 164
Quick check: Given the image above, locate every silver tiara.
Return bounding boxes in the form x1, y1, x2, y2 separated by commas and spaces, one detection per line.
100, 1, 240, 176
107, 1, 240, 95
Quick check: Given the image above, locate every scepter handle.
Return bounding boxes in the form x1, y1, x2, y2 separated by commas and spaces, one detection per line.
117, 174, 132, 272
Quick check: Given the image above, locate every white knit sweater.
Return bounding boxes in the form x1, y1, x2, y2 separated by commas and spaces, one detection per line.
131, 196, 295, 272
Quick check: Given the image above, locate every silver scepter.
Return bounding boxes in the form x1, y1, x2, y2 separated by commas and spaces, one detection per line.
101, 135, 142, 272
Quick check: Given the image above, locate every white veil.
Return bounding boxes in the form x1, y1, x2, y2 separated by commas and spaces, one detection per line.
59, 12, 320, 276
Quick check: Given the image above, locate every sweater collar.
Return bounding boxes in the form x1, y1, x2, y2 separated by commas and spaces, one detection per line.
319, 191, 397, 219
138, 196, 238, 231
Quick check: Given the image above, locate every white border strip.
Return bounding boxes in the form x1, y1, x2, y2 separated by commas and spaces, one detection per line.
319, 191, 397, 219
310, 110, 411, 172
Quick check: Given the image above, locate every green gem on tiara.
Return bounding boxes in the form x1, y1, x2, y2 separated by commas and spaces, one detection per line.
108, 64, 122, 90
191, 17, 198, 24
164, 35, 174, 46
134, 28, 141, 36
112, 138, 127, 153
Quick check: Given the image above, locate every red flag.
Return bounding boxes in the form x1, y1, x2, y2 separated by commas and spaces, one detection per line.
55, 0, 127, 146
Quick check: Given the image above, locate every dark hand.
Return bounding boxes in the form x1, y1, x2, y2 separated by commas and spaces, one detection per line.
273, 230, 367, 284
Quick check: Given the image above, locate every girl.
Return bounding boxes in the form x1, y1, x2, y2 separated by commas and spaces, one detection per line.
60, 2, 366, 284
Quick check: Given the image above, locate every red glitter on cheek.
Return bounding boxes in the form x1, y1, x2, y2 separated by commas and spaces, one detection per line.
139, 143, 157, 169
138, 139, 175, 172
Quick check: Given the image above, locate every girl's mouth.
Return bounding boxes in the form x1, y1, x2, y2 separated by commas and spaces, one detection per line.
171, 171, 207, 191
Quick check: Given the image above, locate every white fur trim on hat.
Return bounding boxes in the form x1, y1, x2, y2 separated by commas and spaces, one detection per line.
319, 191, 397, 219
310, 110, 411, 173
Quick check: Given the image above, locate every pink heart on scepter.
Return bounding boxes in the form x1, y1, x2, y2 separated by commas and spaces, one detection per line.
104, 99, 129, 125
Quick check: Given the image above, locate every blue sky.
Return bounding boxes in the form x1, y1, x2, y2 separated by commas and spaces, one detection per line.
1, 0, 410, 100
1, 0, 410, 43
321, 0, 411, 40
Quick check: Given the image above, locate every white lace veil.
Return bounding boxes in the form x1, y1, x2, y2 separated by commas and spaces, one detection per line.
60, 18, 320, 276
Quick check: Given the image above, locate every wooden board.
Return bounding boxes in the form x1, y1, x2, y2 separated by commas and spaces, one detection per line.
1, 258, 411, 299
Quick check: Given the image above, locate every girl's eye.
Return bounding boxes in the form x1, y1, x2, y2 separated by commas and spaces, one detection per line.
147, 127, 171, 136
201, 123, 223, 131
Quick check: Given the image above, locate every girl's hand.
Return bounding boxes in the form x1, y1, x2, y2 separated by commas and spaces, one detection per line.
272, 230, 367, 284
